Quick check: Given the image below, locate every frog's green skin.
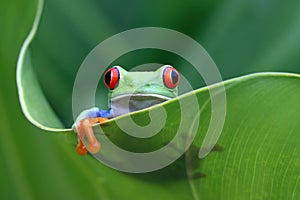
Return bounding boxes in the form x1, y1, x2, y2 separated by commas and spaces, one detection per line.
73, 65, 180, 126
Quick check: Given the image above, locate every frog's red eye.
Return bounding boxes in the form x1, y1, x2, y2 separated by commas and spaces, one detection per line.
163, 66, 180, 89
104, 67, 120, 90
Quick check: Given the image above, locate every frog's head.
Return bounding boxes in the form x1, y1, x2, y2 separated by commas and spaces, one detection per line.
103, 65, 180, 116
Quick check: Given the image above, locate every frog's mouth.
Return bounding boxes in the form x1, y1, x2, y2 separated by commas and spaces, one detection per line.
110, 94, 171, 117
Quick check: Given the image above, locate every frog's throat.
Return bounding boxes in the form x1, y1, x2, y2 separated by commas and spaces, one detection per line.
111, 93, 171, 102
109, 94, 171, 117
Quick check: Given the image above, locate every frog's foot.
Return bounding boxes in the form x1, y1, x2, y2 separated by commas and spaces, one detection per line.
76, 137, 88, 155
75, 117, 108, 155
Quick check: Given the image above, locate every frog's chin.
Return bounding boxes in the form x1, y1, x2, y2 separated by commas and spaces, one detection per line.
110, 94, 171, 117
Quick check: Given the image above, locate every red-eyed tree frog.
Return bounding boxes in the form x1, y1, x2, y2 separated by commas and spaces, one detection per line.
73, 65, 180, 155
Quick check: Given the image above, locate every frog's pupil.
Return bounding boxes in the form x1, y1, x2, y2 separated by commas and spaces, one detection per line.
171, 70, 178, 84
105, 71, 111, 86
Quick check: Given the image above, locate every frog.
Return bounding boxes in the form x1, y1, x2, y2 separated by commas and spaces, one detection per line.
73, 65, 180, 155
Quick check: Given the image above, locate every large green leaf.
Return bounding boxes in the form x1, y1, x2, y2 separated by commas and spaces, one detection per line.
19, 46, 300, 199
16, 1, 300, 198
189, 74, 300, 199
3, 0, 300, 199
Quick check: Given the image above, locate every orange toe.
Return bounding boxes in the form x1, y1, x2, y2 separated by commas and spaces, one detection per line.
76, 139, 88, 155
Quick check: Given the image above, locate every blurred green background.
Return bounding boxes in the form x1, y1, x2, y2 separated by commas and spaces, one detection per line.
1, 0, 300, 199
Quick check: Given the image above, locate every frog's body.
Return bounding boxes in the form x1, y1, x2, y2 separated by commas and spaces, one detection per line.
73, 65, 180, 155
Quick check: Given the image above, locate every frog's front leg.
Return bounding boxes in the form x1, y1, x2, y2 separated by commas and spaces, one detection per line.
73, 108, 111, 155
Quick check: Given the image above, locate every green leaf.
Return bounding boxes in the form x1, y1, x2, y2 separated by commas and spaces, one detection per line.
17, 6, 300, 196
13, 0, 300, 199
187, 74, 300, 199
16, 1, 66, 131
